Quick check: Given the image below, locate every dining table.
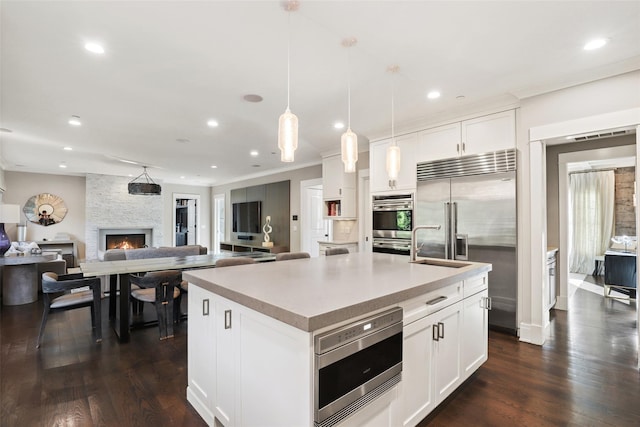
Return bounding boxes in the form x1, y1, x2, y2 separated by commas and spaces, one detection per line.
79, 251, 276, 342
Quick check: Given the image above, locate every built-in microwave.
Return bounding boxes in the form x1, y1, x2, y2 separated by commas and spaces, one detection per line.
372, 194, 413, 255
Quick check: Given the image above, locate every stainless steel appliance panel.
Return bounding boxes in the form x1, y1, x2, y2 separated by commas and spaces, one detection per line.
415, 178, 451, 259
416, 150, 517, 334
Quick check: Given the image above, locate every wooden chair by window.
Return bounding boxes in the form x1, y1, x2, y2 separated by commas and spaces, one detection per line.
38, 272, 102, 348
325, 247, 349, 256
129, 270, 182, 340
215, 257, 256, 268
276, 252, 311, 261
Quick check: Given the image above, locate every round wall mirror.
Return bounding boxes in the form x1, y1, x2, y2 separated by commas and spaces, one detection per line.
23, 193, 68, 226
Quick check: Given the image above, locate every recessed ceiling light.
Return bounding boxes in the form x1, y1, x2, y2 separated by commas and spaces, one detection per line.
210, 165, 218, 169
456, 95, 466, 100
180, 176, 185, 179
207, 119, 219, 128
68, 115, 81, 126
85, 42, 105, 54
176, 138, 190, 143
584, 38, 607, 51
63, 146, 73, 151
0, 128, 12, 133
59, 163, 67, 168
427, 90, 441, 100
243, 94, 263, 103
334, 122, 345, 129
250, 150, 259, 157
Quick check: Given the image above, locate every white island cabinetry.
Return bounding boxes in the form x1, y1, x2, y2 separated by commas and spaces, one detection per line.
187, 286, 311, 427
396, 274, 489, 427
185, 253, 491, 427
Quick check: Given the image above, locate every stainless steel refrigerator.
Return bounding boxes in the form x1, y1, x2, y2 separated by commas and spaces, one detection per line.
415, 149, 517, 334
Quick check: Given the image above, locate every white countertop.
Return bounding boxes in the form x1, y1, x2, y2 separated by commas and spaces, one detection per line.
184, 252, 491, 332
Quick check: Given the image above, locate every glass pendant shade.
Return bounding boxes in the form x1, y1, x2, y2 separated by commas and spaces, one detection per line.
341, 128, 358, 173
278, 108, 298, 162
386, 143, 401, 181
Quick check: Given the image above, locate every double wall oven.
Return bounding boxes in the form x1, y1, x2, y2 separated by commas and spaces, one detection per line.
372, 193, 413, 255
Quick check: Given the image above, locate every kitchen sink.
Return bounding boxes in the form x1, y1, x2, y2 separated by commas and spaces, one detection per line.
411, 259, 471, 268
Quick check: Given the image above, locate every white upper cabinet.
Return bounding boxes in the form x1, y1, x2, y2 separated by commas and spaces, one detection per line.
370, 133, 418, 194
461, 109, 516, 155
322, 154, 356, 219
416, 109, 516, 163
417, 122, 462, 163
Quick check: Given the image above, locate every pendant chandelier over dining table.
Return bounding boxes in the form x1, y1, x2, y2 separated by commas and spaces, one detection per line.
278, 0, 299, 163
341, 37, 358, 173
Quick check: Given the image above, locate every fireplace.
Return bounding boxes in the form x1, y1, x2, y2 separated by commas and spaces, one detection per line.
106, 234, 146, 250
98, 227, 153, 258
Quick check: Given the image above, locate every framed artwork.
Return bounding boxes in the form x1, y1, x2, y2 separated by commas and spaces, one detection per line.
23, 193, 68, 226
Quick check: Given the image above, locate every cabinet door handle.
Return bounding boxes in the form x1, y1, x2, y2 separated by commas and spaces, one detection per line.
462, 143, 466, 153
224, 309, 232, 329
456, 143, 460, 154
432, 324, 439, 341
487, 297, 492, 310
339, 188, 342, 196
438, 322, 444, 339
202, 299, 209, 316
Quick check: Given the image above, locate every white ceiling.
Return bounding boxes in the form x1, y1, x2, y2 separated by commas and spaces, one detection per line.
1, 1, 639, 186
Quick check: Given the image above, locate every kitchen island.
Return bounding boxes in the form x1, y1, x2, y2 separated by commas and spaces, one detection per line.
184, 252, 491, 427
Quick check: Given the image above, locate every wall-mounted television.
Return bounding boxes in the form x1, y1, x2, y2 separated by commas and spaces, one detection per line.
232, 201, 262, 234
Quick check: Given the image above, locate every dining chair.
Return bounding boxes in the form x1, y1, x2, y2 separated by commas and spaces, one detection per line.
38, 272, 102, 348
276, 252, 311, 261
325, 247, 349, 256
129, 270, 182, 340
215, 257, 256, 268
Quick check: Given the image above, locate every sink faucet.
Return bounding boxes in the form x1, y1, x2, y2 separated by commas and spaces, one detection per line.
410, 225, 442, 262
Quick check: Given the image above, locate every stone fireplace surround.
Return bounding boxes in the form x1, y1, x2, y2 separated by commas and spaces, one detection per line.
85, 174, 164, 261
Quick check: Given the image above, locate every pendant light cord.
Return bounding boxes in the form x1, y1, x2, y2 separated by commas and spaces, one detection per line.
347, 46, 351, 128
287, 11, 291, 109
391, 75, 395, 143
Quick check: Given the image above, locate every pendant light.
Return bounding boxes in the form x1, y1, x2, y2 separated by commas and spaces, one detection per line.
386, 65, 401, 185
128, 166, 161, 195
278, 1, 299, 163
341, 38, 358, 173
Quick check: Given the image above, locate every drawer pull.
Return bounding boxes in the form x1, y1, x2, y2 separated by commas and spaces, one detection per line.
432, 324, 439, 341
426, 296, 448, 306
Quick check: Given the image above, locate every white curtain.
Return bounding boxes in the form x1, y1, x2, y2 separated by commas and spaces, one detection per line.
568, 170, 615, 274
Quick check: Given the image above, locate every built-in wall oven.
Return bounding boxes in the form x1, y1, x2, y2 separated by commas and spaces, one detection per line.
372, 193, 413, 255
314, 307, 403, 427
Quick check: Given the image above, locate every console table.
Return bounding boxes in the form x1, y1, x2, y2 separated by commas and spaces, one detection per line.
1, 253, 57, 305
35, 240, 78, 267
220, 241, 288, 254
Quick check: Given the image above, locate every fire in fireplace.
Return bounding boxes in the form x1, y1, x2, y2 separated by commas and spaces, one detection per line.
106, 234, 146, 250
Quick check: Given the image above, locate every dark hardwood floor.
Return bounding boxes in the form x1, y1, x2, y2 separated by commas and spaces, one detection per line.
1, 280, 639, 426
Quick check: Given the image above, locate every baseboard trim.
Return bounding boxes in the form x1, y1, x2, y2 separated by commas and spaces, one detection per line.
518, 322, 546, 346
187, 387, 214, 426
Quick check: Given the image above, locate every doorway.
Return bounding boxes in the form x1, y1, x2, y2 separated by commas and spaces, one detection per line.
300, 178, 331, 257
557, 144, 636, 308
173, 193, 201, 247
213, 193, 225, 254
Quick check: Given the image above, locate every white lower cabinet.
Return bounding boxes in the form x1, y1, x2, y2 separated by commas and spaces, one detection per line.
431, 301, 463, 403
399, 313, 436, 426
187, 284, 216, 425
461, 289, 489, 378
396, 273, 488, 427
187, 286, 312, 427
